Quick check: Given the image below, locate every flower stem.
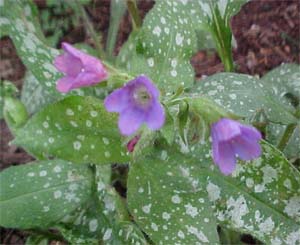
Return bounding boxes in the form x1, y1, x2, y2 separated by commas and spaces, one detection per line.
126, 0, 142, 30
277, 123, 297, 152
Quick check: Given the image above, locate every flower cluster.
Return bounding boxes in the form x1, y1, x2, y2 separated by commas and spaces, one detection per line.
54, 43, 262, 175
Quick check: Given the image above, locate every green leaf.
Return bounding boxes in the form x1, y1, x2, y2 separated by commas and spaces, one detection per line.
261, 63, 300, 159
266, 123, 300, 160
21, 71, 56, 115
0, 80, 18, 119
3, 97, 28, 133
195, 73, 297, 124
262, 63, 300, 101
127, 149, 220, 244
117, 0, 248, 92
26, 235, 49, 245
117, 1, 203, 93
106, 0, 126, 59
2, 0, 104, 114
14, 96, 129, 164
193, 141, 300, 244
0, 160, 93, 229
58, 165, 147, 244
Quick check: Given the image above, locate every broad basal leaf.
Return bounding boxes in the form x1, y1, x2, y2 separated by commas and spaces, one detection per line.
14, 96, 129, 164
192, 141, 300, 244
0, 160, 93, 229
195, 73, 297, 125
127, 149, 219, 244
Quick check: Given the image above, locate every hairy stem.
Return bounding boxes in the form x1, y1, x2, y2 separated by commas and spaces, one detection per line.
277, 123, 297, 151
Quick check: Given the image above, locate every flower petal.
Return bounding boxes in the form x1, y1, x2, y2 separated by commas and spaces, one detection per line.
232, 135, 262, 161
56, 76, 74, 93
137, 75, 160, 99
104, 87, 131, 113
118, 108, 144, 136
62, 42, 108, 79
70, 72, 101, 90
213, 142, 236, 175
212, 118, 241, 142
146, 101, 165, 130
54, 53, 82, 76
240, 125, 262, 141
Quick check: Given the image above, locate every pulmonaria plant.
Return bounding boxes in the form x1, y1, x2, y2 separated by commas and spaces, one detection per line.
104, 75, 165, 136
2, 0, 300, 243
211, 118, 262, 175
54, 42, 108, 93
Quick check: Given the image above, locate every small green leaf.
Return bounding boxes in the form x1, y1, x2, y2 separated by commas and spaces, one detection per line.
0, 80, 19, 119
14, 96, 129, 164
195, 73, 297, 124
0, 160, 93, 229
127, 149, 220, 244
3, 97, 28, 133
160, 107, 176, 145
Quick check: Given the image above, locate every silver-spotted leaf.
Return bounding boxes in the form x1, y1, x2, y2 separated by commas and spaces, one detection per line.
192, 141, 300, 244
195, 73, 297, 124
14, 96, 129, 164
127, 150, 220, 244
0, 160, 93, 229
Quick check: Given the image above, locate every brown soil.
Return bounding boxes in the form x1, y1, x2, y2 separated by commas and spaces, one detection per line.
0, 0, 299, 244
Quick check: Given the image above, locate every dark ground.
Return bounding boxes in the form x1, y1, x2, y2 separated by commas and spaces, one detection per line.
0, 0, 299, 244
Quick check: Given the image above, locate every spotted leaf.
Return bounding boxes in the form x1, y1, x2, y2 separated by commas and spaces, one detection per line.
0, 160, 93, 229
262, 63, 300, 101
117, 0, 202, 94
193, 141, 300, 244
127, 149, 220, 244
58, 165, 147, 244
195, 73, 297, 125
14, 96, 129, 164
1, 0, 105, 114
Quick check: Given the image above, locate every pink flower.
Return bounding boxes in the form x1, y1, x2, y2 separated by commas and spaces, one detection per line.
127, 135, 141, 152
54, 42, 108, 93
211, 118, 262, 175
104, 75, 165, 136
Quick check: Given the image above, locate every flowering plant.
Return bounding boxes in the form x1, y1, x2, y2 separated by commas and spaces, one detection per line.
1, 0, 299, 244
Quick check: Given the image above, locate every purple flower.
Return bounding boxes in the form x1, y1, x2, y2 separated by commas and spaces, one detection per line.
211, 118, 262, 175
54, 42, 108, 93
104, 75, 165, 136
